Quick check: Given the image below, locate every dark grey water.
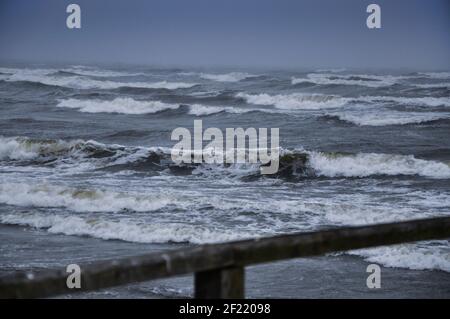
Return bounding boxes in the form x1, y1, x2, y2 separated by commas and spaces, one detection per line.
0, 64, 449, 297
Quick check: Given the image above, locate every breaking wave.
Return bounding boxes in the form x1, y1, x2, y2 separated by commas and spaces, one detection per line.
307, 151, 450, 179
348, 243, 450, 272
199, 72, 257, 82
57, 98, 272, 116
0, 183, 173, 213
57, 98, 180, 114
236, 92, 350, 109
187, 104, 268, 116
2, 136, 449, 180
0, 67, 196, 90
0, 136, 86, 161
291, 72, 450, 89
0, 209, 254, 244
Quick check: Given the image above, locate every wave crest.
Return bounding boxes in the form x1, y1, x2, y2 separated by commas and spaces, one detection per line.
236, 92, 350, 109
57, 98, 180, 114
2, 136, 449, 179
199, 72, 257, 82
0, 67, 196, 90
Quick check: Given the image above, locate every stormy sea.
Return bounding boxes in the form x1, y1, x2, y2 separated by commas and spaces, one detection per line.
0, 64, 449, 298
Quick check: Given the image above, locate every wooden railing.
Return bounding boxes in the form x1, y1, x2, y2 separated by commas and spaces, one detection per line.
1, 216, 449, 299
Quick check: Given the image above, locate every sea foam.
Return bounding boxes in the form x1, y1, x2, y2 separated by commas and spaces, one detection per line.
57, 98, 180, 114
308, 151, 450, 179
0, 67, 196, 90
236, 92, 350, 109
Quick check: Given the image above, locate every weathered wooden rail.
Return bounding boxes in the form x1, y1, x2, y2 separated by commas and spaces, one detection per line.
1, 216, 449, 299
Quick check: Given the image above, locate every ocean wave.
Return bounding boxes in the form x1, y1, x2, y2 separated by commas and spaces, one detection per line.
0, 136, 169, 173
0, 194, 448, 270
59, 67, 143, 78
0, 211, 256, 244
291, 73, 401, 87
235, 92, 450, 110
57, 98, 180, 114
2, 136, 449, 179
315, 68, 347, 73
0, 183, 173, 213
187, 104, 267, 116
305, 196, 450, 272
236, 92, 350, 109
199, 72, 257, 82
349, 243, 450, 272
307, 151, 450, 179
358, 96, 450, 107
325, 111, 450, 126
0, 136, 176, 176
291, 73, 450, 88
0, 136, 85, 161
57, 98, 265, 116
187, 104, 232, 115
417, 71, 450, 79
0, 67, 196, 90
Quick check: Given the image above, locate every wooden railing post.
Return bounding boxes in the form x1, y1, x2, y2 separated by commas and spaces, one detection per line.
194, 266, 245, 299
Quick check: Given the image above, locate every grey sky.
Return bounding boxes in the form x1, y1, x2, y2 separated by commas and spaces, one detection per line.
0, 0, 449, 69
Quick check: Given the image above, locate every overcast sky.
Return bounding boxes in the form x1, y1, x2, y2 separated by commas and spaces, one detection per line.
0, 0, 449, 70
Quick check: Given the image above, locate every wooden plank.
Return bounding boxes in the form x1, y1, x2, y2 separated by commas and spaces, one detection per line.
194, 266, 244, 299
0, 216, 449, 298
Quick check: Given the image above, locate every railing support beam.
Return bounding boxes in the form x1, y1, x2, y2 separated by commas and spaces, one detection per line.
195, 266, 244, 299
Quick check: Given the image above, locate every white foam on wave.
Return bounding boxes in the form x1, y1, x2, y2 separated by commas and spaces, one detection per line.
236, 92, 350, 110
187, 104, 234, 116
291, 73, 450, 88
0, 137, 42, 161
187, 104, 265, 116
349, 243, 450, 272
312, 195, 450, 272
57, 98, 180, 114
0, 67, 196, 90
0, 136, 168, 175
328, 111, 450, 126
0, 136, 83, 161
0, 212, 253, 244
315, 68, 347, 73
308, 151, 450, 179
199, 72, 256, 82
0, 182, 174, 213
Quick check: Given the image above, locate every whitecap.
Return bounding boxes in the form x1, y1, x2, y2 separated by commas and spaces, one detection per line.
237, 92, 350, 109
57, 97, 180, 114
308, 151, 450, 179
200, 72, 257, 82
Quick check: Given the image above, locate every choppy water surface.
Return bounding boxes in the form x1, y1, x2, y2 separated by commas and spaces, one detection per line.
0, 64, 449, 285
